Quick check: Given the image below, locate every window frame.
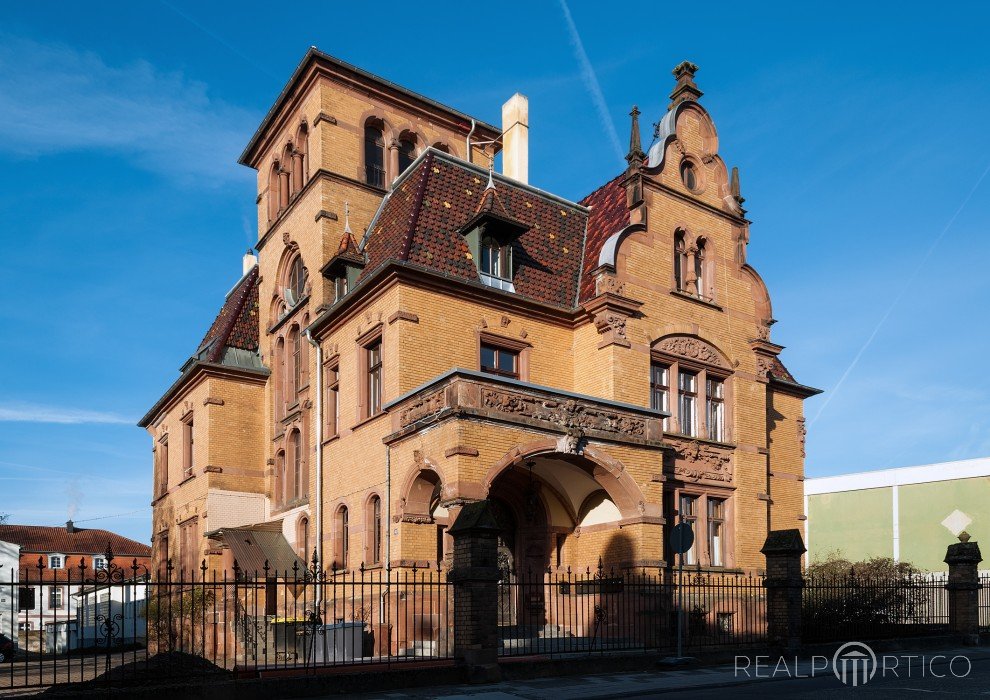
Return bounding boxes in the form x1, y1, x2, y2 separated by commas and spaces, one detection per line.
650, 362, 671, 431
181, 412, 194, 479
671, 490, 732, 569
48, 555, 63, 570
156, 435, 169, 497
356, 325, 385, 422
651, 347, 731, 443
478, 332, 530, 382
364, 123, 386, 189
367, 340, 382, 417
49, 586, 63, 610
290, 429, 304, 501
397, 137, 417, 175
324, 359, 339, 438
480, 234, 513, 282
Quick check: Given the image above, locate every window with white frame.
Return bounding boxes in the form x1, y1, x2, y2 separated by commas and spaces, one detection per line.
49, 587, 63, 609
678, 370, 698, 437
706, 377, 725, 442
93, 556, 107, 571
651, 341, 731, 442
48, 555, 63, 570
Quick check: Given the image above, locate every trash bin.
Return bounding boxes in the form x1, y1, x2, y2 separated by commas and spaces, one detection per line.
308, 621, 364, 663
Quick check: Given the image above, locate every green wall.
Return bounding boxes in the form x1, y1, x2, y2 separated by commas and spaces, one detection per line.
898, 476, 990, 571
808, 487, 893, 563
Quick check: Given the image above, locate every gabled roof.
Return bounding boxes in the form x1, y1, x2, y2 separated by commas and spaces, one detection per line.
196, 266, 260, 363
0, 524, 151, 557
359, 151, 589, 309
578, 173, 629, 302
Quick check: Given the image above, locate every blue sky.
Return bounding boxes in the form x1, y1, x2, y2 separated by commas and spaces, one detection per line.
1, 2, 989, 543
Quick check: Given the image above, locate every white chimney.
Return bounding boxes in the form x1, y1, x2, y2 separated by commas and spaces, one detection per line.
501, 93, 529, 184
243, 249, 258, 275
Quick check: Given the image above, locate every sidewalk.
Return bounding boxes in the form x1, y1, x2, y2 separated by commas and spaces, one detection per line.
340, 646, 990, 699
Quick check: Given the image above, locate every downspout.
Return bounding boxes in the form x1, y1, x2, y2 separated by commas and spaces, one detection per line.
304, 330, 323, 603
465, 119, 476, 164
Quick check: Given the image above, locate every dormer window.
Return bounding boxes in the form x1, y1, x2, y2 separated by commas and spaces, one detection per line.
680, 159, 699, 191
480, 235, 512, 281
459, 184, 529, 294
334, 275, 348, 302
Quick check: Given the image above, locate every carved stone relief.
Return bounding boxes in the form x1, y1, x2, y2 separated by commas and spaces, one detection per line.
655, 336, 725, 367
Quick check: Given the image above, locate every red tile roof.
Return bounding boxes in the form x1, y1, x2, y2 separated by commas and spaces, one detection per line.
197, 266, 260, 362
769, 357, 796, 383
0, 524, 151, 557
360, 154, 589, 308
578, 173, 629, 302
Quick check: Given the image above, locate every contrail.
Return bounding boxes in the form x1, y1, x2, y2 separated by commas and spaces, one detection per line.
158, 0, 280, 80
558, 0, 625, 165
810, 159, 990, 426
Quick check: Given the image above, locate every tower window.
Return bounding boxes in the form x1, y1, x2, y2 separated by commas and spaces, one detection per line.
287, 256, 306, 305
364, 124, 386, 188
398, 138, 416, 175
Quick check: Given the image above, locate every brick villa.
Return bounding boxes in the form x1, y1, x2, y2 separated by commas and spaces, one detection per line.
138, 50, 819, 589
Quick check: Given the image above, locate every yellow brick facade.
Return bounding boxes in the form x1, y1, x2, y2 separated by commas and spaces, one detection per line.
143, 52, 818, 582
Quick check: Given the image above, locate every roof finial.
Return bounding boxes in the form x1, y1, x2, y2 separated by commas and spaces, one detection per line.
625, 105, 645, 167
668, 61, 702, 109
731, 167, 745, 203
344, 201, 352, 234
486, 158, 495, 190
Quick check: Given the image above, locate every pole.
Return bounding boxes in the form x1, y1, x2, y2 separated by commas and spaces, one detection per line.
676, 513, 684, 660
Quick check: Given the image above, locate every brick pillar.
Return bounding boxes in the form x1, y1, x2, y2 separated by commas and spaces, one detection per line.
447, 500, 501, 683
761, 529, 806, 651
944, 532, 983, 644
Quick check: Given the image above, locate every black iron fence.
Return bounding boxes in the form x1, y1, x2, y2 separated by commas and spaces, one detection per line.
802, 572, 950, 643
2, 556, 453, 692
980, 574, 990, 631
497, 566, 767, 657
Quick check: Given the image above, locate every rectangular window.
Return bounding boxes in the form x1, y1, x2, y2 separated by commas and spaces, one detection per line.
182, 414, 194, 478
49, 587, 63, 609
334, 276, 347, 302
480, 343, 519, 379
706, 377, 725, 442
650, 363, 670, 430
678, 494, 698, 566
367, 341, 382, 416
708, 498, 726, 567
48, 555, 62, 570
678, 371, 698, 437
372, 497, 382, 565
93, 557, 107, 571
19, 587, 35, 611
157, 436, 169, 495
325, 364, 339, 436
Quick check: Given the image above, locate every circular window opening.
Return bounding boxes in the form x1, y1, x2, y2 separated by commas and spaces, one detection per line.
680, 160, 700, 192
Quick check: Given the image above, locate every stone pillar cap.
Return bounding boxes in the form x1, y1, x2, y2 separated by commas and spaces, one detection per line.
448, 500, 500, 535
761, 529, 807, 556
945, 540, 983, 565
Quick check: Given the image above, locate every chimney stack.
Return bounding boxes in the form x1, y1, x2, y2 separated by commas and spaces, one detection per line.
243, 249, 258, 276
501, 93, 529, 184
66, 520, 75, 534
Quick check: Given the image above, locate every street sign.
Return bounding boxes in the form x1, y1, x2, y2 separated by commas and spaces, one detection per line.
669, 522, 694, 555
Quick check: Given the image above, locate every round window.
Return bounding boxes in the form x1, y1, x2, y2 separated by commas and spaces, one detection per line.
680, 160, 700, 192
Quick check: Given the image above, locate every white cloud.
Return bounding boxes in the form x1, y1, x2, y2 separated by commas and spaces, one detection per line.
0, 34, 258, 185
0, 403, 131, 425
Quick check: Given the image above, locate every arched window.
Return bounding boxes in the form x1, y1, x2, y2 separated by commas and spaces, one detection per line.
286, 255, 306, 306
275, 337, 286, 418
367, 495, 382, 565
268, 162, 281, 222
432, 142, 450, 154
674, 231, 687, 292
480, 235, 512, 281
397, 137, 416, 175
680, 160, 698, 191
364, 122, 385, 188
334, 506, 349, 570
292, 123, 308, 193
275, 450, 286, 506
694, 238, 708, 300
290, 429, 303, 500
285, 326, 302, 396
297, 516, 310, 561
